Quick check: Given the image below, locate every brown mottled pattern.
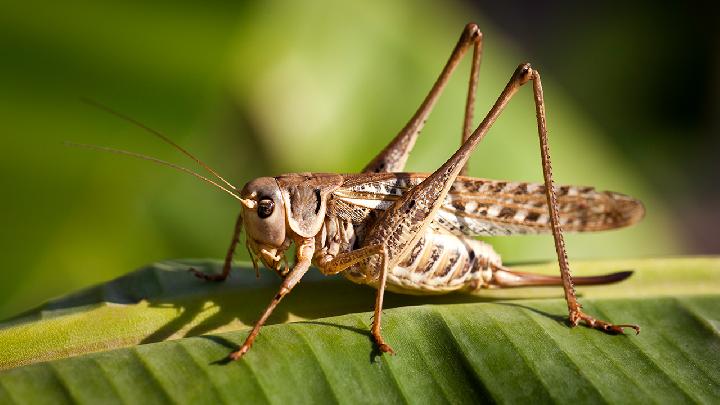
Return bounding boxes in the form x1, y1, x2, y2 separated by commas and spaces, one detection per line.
498, 207, 516, 219
329, 172, 642, 291
373, 237, 499, 293
453, 255, 471, 279
525, 211, 541, 222
387, 232, 501, 293
329, 198, 374, 223
417, 244, 444, 274
326, 215, 503, 293
399, 236, 426, 268
435, 248, 460, 278
335, 173, 644, 237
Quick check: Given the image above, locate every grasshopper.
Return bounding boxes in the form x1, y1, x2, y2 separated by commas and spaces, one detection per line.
79, 23, 644, 361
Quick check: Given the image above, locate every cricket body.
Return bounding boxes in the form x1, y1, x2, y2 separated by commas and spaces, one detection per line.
84, 23, 644, 361
192, 23, 644, 360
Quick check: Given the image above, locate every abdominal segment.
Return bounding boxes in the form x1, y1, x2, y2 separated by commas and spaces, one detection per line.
343, 230, 502, 295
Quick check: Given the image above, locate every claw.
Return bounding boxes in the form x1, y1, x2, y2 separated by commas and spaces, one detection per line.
227, 346, 249, 361
570, 310, 640, 335
188, 267, 227, 282
615, 324, 641, 335
378, 343, 396, 355
371, 328, 396, 355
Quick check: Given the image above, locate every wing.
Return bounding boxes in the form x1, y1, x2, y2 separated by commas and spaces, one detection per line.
333, 173, 645, 236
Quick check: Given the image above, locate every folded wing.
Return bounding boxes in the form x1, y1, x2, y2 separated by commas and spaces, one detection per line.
335, 173, 645, 236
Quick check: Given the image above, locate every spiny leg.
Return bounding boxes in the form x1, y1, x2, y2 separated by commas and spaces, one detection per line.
228, 238, 315, 360
361, 64, 536, 353
363, 23, 483, 174
190, 212, 243, 282
529, 70, 639, 334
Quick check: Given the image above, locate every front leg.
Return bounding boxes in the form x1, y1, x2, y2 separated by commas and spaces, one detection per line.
228, 237, 315, 360
190, 212, 243, 282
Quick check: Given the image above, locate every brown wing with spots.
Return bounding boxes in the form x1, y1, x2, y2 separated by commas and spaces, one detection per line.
333, 173, 645, 236
440, 176, 645, 236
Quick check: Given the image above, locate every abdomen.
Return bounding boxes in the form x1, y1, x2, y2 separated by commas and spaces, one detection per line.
343, 229, 502, 295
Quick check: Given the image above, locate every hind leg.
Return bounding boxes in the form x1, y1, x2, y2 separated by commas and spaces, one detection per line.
363, 23, 483, 175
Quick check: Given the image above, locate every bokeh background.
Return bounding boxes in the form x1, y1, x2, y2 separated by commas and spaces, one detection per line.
1, 1, 717, 320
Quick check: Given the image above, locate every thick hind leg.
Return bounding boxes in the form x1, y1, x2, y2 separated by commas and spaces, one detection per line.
360, 64, 537, 354
363, 62, 639, 352
363, 23, 483, 174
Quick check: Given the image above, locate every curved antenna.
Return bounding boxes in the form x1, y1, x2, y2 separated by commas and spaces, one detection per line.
65, 142, 242, 202
81, 98, 237, 191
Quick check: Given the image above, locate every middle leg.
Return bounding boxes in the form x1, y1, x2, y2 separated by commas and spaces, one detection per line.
316, 245, 394, 353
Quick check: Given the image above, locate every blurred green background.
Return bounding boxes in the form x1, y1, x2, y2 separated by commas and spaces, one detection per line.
0, 1, 717, 320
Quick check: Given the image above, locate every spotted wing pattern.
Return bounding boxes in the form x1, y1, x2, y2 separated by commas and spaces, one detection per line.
333, 173, 645, 236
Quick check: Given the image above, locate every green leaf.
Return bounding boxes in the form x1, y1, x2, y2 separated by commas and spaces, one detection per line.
0, 257, 718, 403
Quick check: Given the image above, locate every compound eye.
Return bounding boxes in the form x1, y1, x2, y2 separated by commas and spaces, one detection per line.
257, 199, 275, 219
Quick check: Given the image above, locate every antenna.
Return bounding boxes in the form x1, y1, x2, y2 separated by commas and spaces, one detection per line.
81, 98, 237, 191
65, 142, 242, 202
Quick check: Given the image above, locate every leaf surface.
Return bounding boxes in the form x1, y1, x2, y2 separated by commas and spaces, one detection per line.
0, 257, 718, 403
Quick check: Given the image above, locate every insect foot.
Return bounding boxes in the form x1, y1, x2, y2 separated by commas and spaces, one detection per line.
374, 337, 396, 356
227, 345, 250, 361
569, 309, 641, 335
378, 343, 395, 355
188, 267, 228, 282
371, 323, 396, 355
